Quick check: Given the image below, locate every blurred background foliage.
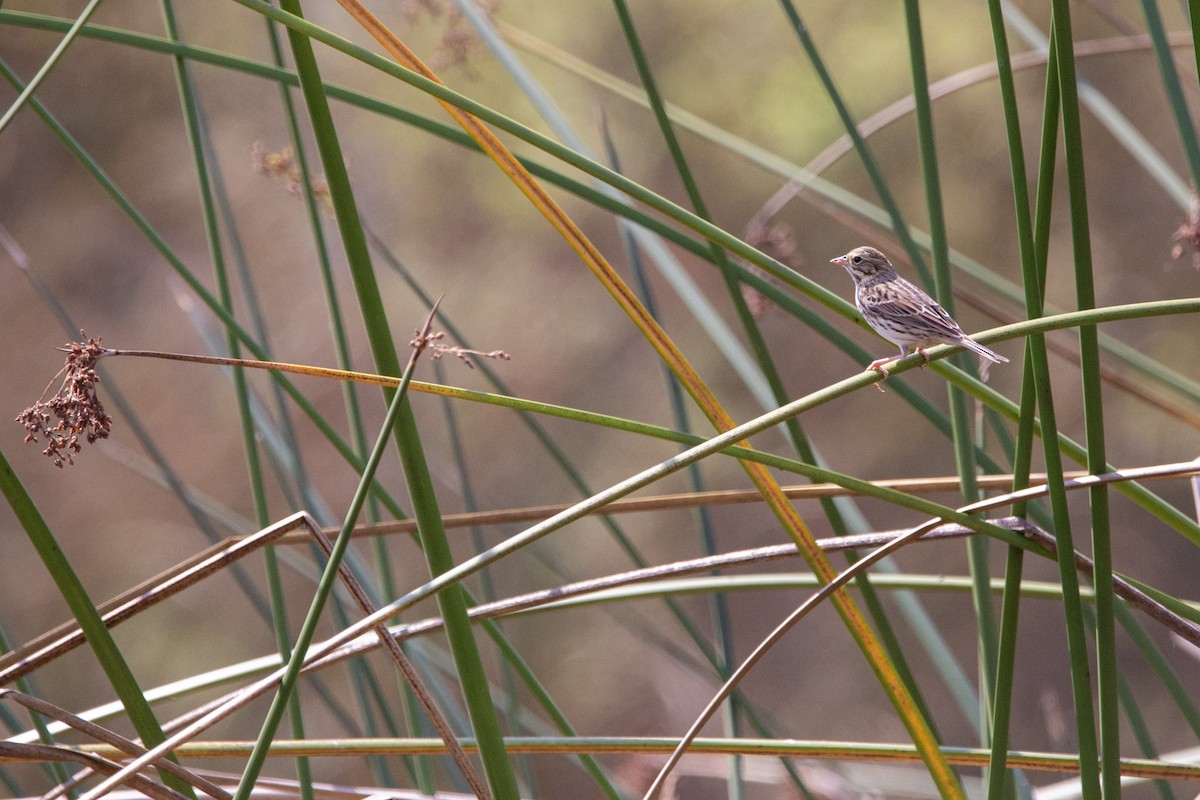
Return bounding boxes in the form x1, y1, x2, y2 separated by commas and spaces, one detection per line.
1, 1, 1199, 798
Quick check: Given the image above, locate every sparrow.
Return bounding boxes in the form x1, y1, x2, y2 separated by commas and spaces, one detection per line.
830, 246, 1008, 377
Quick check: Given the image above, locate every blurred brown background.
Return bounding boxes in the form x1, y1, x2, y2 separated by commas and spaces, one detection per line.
2, 1, 1199, 797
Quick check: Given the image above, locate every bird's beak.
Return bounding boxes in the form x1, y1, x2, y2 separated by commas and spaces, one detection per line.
830, 255, 847, 266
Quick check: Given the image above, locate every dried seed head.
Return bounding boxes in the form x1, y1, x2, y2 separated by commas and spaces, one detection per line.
252, 142, 331, 208
410, 325, 509, 370
16, 334, 112, 467
741, 221, 802, 318
1171, 189, 1200, 270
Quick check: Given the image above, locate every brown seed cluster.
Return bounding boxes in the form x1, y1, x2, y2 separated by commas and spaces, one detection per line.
16, 335, 113, 468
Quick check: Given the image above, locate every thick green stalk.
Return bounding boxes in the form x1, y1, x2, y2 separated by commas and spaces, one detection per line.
901, 0, 996, 745
262, 11, 409, 789
435, 360, 538, 796
983, 0, 1042, 793
1047, 5, 1114, 797
276, 3, 518, 797
478, 616, 623, 800
989, 545, 1025, 800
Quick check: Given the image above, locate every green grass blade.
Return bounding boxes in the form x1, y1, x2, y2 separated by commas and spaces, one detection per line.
983, 1, 1039, 793
1001, 3, 1189, 207
1136, 0, 1200, 187
434, 358, 540, 796
0, 0, 102, 135
0, 450, 195, 798
988, 545, 1025, 800
1048, 5, 1112, 795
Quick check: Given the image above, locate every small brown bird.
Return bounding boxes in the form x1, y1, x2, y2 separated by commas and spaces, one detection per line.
830, 246, 1008, 377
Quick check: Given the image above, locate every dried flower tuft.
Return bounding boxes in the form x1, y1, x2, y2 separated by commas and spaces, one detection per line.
1171, 189, 1200, 270
399, 0, 499, 72
410, 326, 510, 370
16, 334, 113, 467
740, 221, 803, 318
252, 142, 332, 209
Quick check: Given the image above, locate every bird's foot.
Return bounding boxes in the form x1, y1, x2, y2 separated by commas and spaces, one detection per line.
866, 357, 896, 376
866, 357, 895, 392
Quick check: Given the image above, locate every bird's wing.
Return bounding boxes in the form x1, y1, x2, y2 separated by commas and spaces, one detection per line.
912, 298, 964, 333
858, 282, 966, 336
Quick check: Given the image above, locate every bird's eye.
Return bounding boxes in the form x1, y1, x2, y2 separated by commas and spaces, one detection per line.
852, 256, 862, 264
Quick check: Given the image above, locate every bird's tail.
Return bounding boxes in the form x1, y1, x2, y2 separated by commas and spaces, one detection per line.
959, 336, 1008, 364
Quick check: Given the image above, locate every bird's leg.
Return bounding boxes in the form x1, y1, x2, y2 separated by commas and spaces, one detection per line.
914, 347, 930, 367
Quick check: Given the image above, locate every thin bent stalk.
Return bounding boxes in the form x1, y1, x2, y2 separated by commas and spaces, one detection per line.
0, 0, 103, 135
0, 450, 196, 799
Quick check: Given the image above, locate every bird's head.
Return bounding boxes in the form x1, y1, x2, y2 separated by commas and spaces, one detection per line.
830, 246, 896, 282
